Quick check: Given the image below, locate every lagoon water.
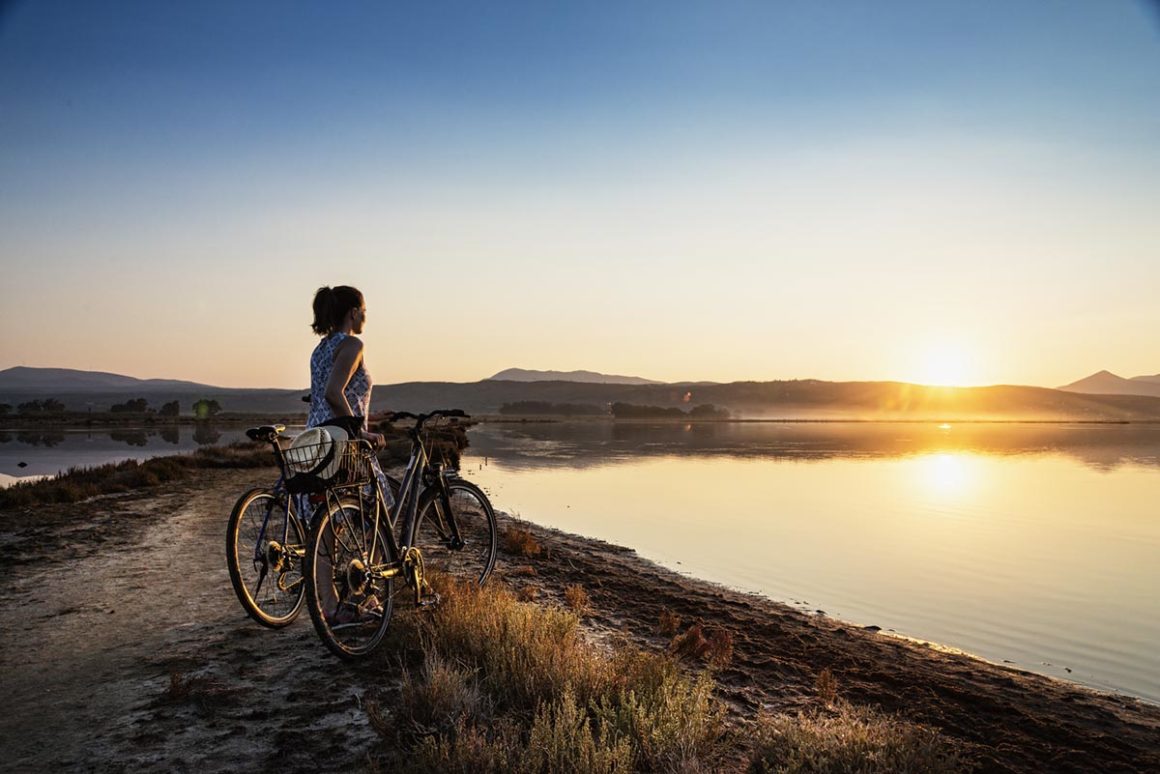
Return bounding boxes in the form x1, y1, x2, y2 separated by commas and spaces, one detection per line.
461, 421, 1160, 704
0, 426, 255, 487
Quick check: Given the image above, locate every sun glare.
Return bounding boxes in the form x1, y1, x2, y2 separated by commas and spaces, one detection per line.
916, 453, 976, 499
912, 342, 979, 387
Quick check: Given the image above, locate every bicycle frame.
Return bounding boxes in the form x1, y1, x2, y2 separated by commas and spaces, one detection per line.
315, 412, 468, 603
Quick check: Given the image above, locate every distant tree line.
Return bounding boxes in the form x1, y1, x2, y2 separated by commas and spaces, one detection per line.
611, 402, 731, 419
498, 401, 608, 416
11, 399, 66, 415
0, 398, 218, 417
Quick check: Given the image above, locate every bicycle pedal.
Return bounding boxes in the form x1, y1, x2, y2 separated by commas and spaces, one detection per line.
417, 592, 441, 609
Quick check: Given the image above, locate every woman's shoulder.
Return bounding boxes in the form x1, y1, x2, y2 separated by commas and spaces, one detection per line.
334, 333, 363, 351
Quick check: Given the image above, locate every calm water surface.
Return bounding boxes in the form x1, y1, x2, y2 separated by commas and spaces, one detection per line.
461, 421, 1160, 703
0, 426, 256, 487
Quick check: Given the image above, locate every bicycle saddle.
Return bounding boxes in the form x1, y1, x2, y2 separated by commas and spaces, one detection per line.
246, 425, 286, 443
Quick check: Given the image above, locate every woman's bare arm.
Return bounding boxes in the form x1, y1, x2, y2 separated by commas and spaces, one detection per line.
324, 336, 363, 418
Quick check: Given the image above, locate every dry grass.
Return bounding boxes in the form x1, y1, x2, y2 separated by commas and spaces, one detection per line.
156, 670, 237, 713
816, 668, 838, 706
501, 525, 542, 558
564, 583, 592, 615
657, 608, 682, 637
748, 701, 973, 773
371, 578, 729, 772
670, 623, 734, 668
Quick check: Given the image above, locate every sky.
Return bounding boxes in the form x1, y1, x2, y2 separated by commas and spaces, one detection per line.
0, 1, 1157, 389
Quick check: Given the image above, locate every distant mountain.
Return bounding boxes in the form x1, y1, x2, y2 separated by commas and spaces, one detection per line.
8, 366, 1160, 421
1058, 370, 1160, 399
0, 367, 305, 417
372, 379, 1160, 421
0, 366, 209, 392
487, 368, 662, 385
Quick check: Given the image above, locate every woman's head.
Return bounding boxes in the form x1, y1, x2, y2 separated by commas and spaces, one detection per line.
311, 285, 366, 336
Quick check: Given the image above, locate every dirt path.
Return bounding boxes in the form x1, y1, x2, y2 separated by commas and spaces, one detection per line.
2, 468, 1160, 772
0, 469, 383, 772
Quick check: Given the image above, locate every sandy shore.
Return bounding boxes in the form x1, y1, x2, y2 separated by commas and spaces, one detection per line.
1, 467, 1158, 772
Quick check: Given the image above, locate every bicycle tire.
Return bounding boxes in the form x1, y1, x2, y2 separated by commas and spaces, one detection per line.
413, 478, 498, 587
304, 496, 395, 659
226, 487, 306, 628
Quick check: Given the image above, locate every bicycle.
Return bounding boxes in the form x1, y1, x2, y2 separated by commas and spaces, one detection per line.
303, 409, 498, 660
225, 423, 400, 628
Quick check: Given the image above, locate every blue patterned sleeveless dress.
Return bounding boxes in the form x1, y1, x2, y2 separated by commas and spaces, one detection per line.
308, 332, 372, 428
306, 332, 393, 507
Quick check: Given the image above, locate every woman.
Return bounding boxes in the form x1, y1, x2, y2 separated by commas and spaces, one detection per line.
307, 285, 393, 626
307, 285, 393, 505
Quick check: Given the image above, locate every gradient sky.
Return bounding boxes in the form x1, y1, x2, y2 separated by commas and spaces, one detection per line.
1, 1, 1157, 389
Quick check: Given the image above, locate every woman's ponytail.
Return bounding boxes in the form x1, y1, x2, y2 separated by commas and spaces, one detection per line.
311, 285, 363, 336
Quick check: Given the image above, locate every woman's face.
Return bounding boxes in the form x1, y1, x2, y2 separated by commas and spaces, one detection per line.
350, 302, 367, 334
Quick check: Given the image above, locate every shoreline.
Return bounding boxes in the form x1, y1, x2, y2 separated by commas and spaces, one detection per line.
505, 513, 1160, 772
0, 467, 1157, 771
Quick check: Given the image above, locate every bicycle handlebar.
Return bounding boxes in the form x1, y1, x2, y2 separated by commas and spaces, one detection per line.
382, 409, 469, 425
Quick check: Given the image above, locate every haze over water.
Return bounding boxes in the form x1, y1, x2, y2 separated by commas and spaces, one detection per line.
463, 421, 1160, 703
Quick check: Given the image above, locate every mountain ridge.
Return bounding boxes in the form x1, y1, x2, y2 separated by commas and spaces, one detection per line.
487, 368, 662, 385
5, 366, 1160, 420
1058, 370, 1160, 399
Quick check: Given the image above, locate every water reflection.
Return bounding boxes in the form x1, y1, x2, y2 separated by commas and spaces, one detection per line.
469, 421, 1160, 472
192, 423, 222, 446
0, 425, 253, 481
464, 422, 1160, 702
11, 431, 67, 448
109, 429, 148, 447
916, 453, 976, 499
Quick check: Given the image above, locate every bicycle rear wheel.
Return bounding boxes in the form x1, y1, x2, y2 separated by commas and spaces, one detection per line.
305, 497, 395, 659
413, 478, 498, 587
226, 487, 305, 628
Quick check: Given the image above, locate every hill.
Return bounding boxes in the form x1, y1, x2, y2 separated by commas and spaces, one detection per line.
487, 368, 662, 385
0, 367, 304, 417
1058, 370, 1160, 398
6, 367, 1160, 421
372, 378, 1160, 421
0, 366, 209, 392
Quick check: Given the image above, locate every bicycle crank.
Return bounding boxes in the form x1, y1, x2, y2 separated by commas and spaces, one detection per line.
403, 547, 437, 606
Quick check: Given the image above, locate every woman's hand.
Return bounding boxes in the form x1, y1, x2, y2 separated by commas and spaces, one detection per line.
364, 431, 386, 450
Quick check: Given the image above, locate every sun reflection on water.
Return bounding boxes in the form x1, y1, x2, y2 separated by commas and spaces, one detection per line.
916, 452, 976, 498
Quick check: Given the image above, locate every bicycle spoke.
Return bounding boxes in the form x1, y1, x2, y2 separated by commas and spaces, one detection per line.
228, 488, 306, 628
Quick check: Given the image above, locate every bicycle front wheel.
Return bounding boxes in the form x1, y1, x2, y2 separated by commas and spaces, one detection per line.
226, 487, 306, 628
305, 497, 395, 659
414, 478, 498, 587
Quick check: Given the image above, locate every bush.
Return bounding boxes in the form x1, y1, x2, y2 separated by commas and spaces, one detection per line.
501, 525, 542, 558
748, 702, 973, 774
373, 579, 729, 772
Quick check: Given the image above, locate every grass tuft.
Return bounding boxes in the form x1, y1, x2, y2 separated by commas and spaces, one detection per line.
157, 670, 237, 713
657, 608, 682, 637
501, 525, 542, 558
670, 623, 734, 668
748, 701, 973, 773
564, 583, 592, 615
816, 667, 838, 706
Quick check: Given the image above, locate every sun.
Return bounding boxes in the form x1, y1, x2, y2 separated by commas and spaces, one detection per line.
911, 341, 979, 387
